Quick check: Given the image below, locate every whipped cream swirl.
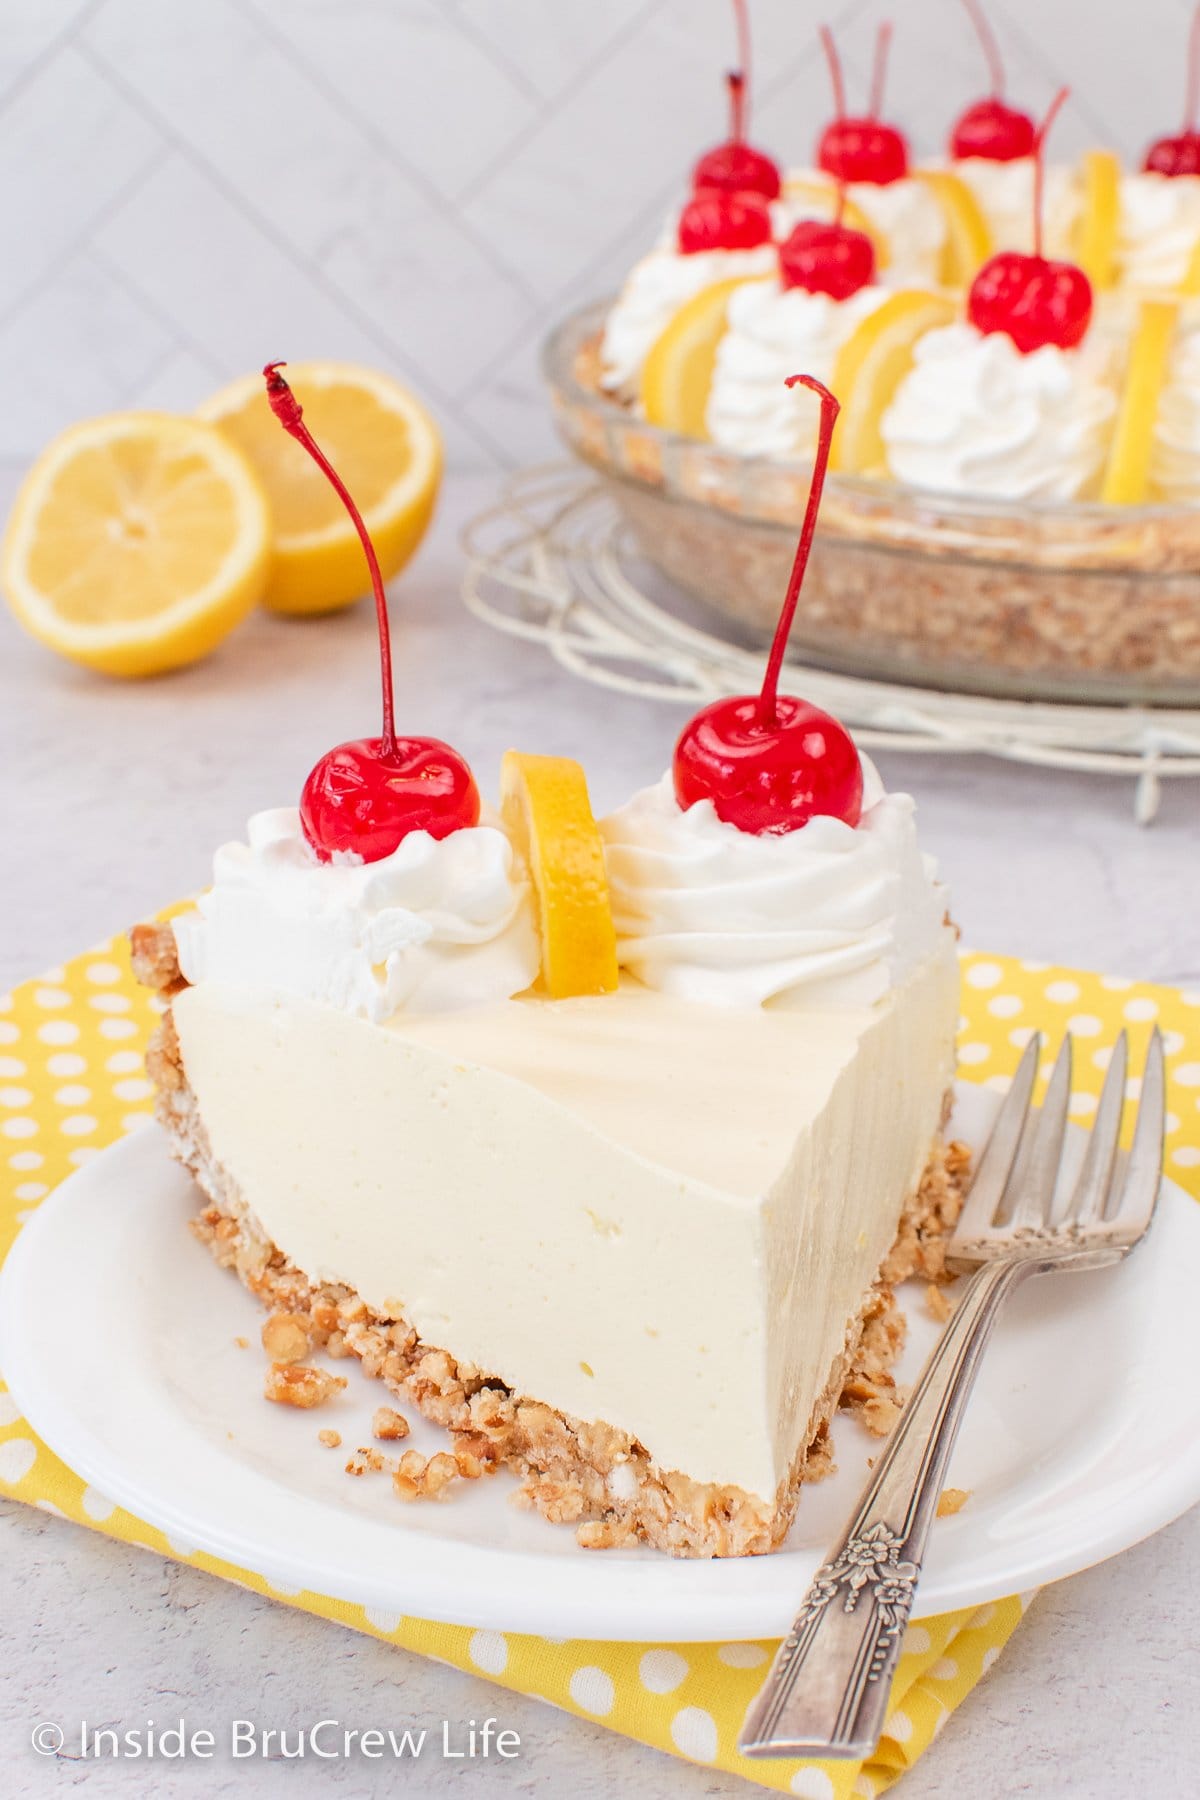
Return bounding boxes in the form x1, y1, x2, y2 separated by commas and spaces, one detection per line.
952, 157, 1080, 257
600, 762, 948, 1010
599, 245, 777, 396
881, 322, 1116, 500
707, 282, 889, 458
173, 809, 539, 1022
1117, 173, 1200, 290
777, 173, 946, 285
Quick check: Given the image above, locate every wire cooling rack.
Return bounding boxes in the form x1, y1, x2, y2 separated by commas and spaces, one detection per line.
460, 465, 1200, 824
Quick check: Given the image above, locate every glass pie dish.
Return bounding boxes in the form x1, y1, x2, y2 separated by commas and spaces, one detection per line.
543, 301, 1200, 706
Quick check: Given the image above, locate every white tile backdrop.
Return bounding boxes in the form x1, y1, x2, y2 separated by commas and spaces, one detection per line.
1, 0, 1194, 469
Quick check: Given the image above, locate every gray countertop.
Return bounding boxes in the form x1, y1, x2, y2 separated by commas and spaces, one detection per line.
2, 472, 1198, 1798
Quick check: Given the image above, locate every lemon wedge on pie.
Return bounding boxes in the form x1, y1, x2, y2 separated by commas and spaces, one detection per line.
912, 169, 992, 286
781, 177, 892, 270
1101, 296, 1179, 504
501, 751, 619, 998
1075, 149, 1122, 291
1, 412, 271, 678
641, 276, 768, 438
199, 361, 442, 616
829, 289, 958, 475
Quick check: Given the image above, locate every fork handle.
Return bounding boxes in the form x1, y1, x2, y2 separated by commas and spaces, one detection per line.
739, 1255, 1032, 1760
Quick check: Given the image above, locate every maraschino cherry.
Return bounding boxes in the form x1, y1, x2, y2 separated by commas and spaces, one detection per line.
692, 0, 781, 201
816, 22, 909, 187
949, 0, 1036, 162
1144, 4, 1200, 175
966, 89, 1093, 354
262, 364, 480, 863
678, 186, 773, 254
673, 376, 862, 835
779, 186, 875, 301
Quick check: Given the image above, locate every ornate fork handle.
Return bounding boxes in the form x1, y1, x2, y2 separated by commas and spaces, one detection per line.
739, 1254, 1034, 1760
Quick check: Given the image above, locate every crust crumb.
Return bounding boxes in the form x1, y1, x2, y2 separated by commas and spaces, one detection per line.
318, 1428, 341, 1449
372, 1405, 411, 1442
937, 1487, 970, 1517
925, 1283, 955, 1323
262, 1312, 311, 1365
263, 1363, 346, 1409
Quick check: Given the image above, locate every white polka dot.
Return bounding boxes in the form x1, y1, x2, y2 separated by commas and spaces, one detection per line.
790, 1774, 835, 1800
965, 962, 1003, 989
984, 1073, 1013, 1092
1008, 1026, 1037, 1047
2, 1118, 37, 1139
931, 1656, 959, 1680
68, 1147, 98, 1166
41, 966, 65, 982
0, 1438, 36, 1483
1018, 1590, 1037, 1611
363, 1607, 403, 1634
569, 1666, 614, 1716
106, 1050, 143, 1073
60, 1114, 97, 1137
86, 962, 122, 985
987, 995, 1022, 1018
89, 992, 131, 1013
99, 1018, 138, 1040
1066, 1014, 1102, 1038
0, 1087, 32, 1108
1100, 974, 1134, 991
15, 1210, 37, 1224
165, 1534, 199, 1557
37, 1020, 79, 1045
931, 1704, 950, 1738
35, 1500, 65, 1518
1068, 1092, 1097, 1118
0, 1022, 17, 1043
14, 1184, 46, 1202
33, 987, 70, 1009
1163, 1032, 1185, 1056
1165, 1111, 1180, 1135
1045, 981, 1080, 1003
1125, 1077, 1142, 1101
887, 1708, 913, 1743
982, 1646, 1000, 1671
638, 1649, 688, 1693
81, 1486, 116, 1521
53, 1084, 90, 1107
957, 1042, 990, 1065
114, 1077, 152, 1102
1123, 997, 1159, 1022
1170, 1146, 1200, 1168
8, 1150, 42, 1170
1174, 1063, 1200, 1088
669, 1706, 716, 1762
0, 1395, 20, 1426
852, 1778, 877, 1800
717, 1642, 767, 1668
0, 1057, 25, 1079
46, 1052, 85, 1077
904, 1625, 931, 1655
972, 1603, 997, 1627
122, 1113, 152, 1134
467, 1630, 508, 1675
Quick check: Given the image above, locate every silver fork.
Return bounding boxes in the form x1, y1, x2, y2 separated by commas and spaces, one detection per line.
739, 1027, 1165, 1762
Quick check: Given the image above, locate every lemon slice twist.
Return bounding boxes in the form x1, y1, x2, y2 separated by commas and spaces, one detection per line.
500, 752, 619, 999
1101, 296, 1179, 504
830, 288, 958, 475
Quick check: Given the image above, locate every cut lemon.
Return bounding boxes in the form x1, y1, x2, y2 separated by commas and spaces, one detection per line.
500, 751, 619, 999
782, 176, 891, 270
1101, 296, 1179, 504
913, 169, 992, 287
641, 276, 766, 438
198, 361, 442, 615
1075, 149, 1121, 291
829, 289, 958, 475
1, 412, 271, 678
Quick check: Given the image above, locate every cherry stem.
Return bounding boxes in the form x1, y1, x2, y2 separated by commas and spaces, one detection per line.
1184, 2, 1200, 133
758, 376, 841, 728
1031, 87, 1068, 260
820, 24, 846, 121
870, 20, 892, 119
731, 0, 752, 132
727, 69, 746, 142
962, 0, 1005, 98
263, 363, 396, 756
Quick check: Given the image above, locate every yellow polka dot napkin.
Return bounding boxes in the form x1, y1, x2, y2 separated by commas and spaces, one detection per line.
2, 932, 1197, 1796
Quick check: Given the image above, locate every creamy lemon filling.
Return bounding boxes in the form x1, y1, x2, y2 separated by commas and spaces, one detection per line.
172, 936, 956, 1502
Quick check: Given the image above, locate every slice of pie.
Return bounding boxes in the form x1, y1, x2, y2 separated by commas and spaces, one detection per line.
132, 363, 964, 1558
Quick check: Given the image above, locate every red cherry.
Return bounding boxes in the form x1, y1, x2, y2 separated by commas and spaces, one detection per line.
967, 250, 1092, 353
779, 218, 875, 300
262, 365, 479, 864
678, 186, 773, 253
951, 97, 1036, 162
816, 23, 910, 187
692, 5, 781, 200
672, 375, 863, 836
300, 737, 480, 864
1144, 5, 1200, 175
949, 2, 1035, 162
964, 91, 1093, 354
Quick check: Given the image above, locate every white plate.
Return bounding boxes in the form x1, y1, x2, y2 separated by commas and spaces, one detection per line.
3, 1085, 1199, 1643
